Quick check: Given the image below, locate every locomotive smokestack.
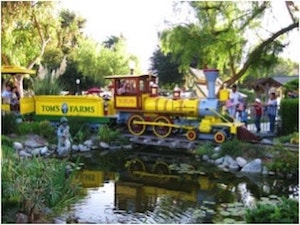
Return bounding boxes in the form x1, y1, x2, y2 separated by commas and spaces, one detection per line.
203, 69, 219, 99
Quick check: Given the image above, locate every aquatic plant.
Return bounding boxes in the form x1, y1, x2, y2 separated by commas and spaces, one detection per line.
1, 139, 83, 222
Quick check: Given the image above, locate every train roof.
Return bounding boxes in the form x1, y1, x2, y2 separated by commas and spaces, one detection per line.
104, 74, 157, 79
1, 65, 36, 74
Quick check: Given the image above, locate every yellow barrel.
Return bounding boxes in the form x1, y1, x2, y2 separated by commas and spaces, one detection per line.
219, 89, 229, 101
143, 97, 199, 117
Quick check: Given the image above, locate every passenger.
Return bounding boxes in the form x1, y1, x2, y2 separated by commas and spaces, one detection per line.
252, 98, 263, 133
1, 84, 12, 104
227, 84, 243, 118
10, 86, 20, 111
266, 92, 278, 133
117, 80, 127, 95
240, 104, 248, 127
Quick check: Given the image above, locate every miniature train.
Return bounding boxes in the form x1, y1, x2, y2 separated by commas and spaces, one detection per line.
2, 69, 258, 143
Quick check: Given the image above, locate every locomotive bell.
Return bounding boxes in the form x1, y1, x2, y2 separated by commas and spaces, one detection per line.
203, 69, 219, 99
150, 82, 158, 97
173, 85, 181, 100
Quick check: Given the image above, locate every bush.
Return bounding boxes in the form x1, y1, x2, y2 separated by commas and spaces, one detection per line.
1, 137, 83, 222
280, 98, 298, 135
16, 121, 40, 135
195, 142, 215, 157
245, 197, 299, 223
1, 113, 18, 135
219, 138, 266, 159
265, 144, 298, 177
67, 117, 91, 143
97, 125, 126, 144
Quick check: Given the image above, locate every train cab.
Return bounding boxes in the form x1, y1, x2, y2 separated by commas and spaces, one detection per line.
105, 74, 157, 111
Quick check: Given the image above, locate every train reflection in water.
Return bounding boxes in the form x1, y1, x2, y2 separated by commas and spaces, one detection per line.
69, 155, 297, 223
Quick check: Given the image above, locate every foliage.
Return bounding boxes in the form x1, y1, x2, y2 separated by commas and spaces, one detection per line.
149, 47, 184, 87
1, 138, 83, 222
279, 98, 299, 135
160, 1, 299, 86
195, 142, 215, 157
245, 197, 299, 223
220, 138, 265, 159
265, 144, 298, 177
282, 78, 299, 96
274, 132, 299, 144
16, 121, 40, 136
32, 72, 63, 95
38, 120, 56, 143
66, 117, 91, 143
97, 125, 124, 144
1, 113, 18, 135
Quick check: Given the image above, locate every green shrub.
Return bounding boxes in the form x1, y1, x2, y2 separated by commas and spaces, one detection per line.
1, 145, 83, 222
16, 121, 40, 135
245, 197, 299, 223
67, 117, 91, 143
38, 120, 56, 139
195, 142, 214, 157
265, 144, 298, 177
219, 138, 243, 157
98, 125, 125, 144
1, 113, 18, 135
280, 99, 299, 135
220, 138, 266, 159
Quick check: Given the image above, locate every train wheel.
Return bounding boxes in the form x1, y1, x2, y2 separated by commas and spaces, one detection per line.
214, 130, 227, 144
153, 116, 172, 138
127, 159, 146, 178
127, 114, 146, 136
186, 130, 198, 141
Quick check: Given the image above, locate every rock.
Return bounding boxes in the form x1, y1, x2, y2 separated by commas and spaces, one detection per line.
13, 142, 23, 150
71, 145, 79, 152
15, 213, 28, 223
78, 144, 90, 152
241, 158, 262, 173
236, 156, 247, 168
214, 146, 221, 152
19, 150, 32, 158
260, 139, 272, 144
214, 157, 224, 165
202, 155, 210, 161
40, 146, 49, 155
31, 148, 41, 156
83, 140, 93, 148
100, 142, 109, 149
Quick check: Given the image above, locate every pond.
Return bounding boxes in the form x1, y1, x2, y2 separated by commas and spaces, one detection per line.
59, 147, 298, 224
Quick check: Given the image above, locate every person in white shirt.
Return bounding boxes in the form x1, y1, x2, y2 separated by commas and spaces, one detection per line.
227, 84, 243, 118
1, 84, 12, 104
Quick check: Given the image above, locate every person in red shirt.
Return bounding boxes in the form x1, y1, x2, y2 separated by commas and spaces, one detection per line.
253, 98, 263, 133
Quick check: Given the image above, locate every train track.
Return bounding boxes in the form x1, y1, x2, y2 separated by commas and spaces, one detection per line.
122, 133, 299, 152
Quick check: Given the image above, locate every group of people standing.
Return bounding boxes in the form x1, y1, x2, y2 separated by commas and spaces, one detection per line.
226, 84, 278, 133
1, 84, 20, 111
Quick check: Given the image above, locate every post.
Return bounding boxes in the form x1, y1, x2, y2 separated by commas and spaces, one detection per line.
76, 78, 80, 95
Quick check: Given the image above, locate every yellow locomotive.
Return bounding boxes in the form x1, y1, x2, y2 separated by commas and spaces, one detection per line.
2, 67, 258, 143
105, 69, 257, 143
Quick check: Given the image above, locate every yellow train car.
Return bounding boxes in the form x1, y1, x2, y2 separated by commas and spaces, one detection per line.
28, 95, 116, 123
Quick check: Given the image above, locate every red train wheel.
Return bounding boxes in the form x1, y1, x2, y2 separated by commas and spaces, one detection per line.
127, 114, 146, 136
153, 115, 172, 138
187, 130, 197, 141
214, 130, 227, 144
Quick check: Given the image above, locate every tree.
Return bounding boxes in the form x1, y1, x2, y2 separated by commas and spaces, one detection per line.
150, 47, 184, 88
160, 1, 299, 87
1, 2, 87, 96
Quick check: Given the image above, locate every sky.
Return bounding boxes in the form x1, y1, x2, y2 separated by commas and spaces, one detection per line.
60, 0, 299, 73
